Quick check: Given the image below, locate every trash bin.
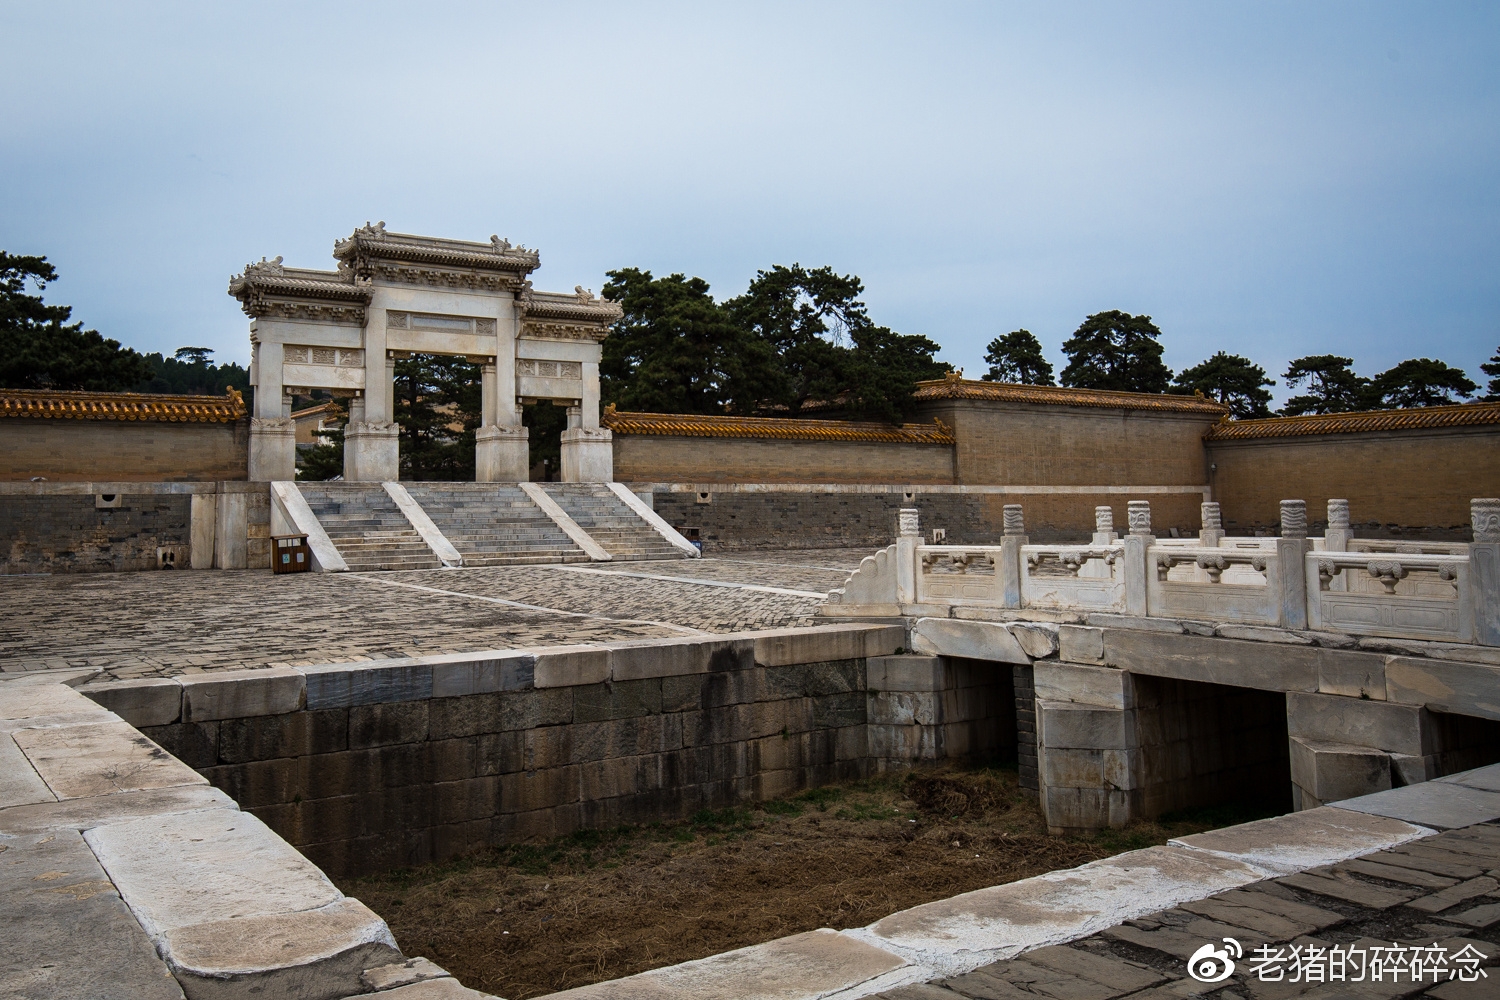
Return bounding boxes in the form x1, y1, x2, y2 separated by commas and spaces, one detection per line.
272, 534, 311, 574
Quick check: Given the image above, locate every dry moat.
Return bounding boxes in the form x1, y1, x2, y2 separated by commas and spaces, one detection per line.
343, 766, 1268, 999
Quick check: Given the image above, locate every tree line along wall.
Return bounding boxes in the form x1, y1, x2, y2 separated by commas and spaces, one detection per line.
78, 627, 1017, 878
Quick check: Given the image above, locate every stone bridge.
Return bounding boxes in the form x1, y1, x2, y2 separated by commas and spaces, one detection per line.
819, 498, 1500, 833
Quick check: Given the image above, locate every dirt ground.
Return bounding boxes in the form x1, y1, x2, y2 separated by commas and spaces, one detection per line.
342, 766, 1271, 999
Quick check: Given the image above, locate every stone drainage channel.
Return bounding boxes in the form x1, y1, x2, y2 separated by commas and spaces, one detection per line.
3, 620, 1500, 999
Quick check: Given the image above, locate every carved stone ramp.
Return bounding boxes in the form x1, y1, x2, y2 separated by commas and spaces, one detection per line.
541, 482, 693, 561
295, 483, 441, 572
401, 482, 591, 565
269, 480, 347, 572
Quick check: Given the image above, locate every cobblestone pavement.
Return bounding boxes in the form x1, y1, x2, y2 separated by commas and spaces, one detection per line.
0, 550, 864, 680
877, 821, 1500, 1000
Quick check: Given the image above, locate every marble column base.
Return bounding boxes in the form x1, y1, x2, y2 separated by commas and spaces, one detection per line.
343, 421, 400, 482
248, 419, 296, 482
476, 424, 529, 482
560, 427, 613, 482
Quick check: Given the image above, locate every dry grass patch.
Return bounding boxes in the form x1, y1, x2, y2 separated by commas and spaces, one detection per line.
342, 766, 1271, 999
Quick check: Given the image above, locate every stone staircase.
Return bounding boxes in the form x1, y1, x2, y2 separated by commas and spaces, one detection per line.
540, 484, 686, 561
295, 484, 441, 572
400, 484, 588, 565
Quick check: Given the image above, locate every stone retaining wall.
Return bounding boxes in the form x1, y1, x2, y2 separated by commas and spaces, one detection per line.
0, 481, 271, 573
80, 626, 1020, 878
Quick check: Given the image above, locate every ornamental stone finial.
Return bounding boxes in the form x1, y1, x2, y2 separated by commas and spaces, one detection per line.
1473, 498, 1500, 543
1280, 500, 1308, 538
1328, 499, 1350, 531
1003, 505, 1025, 536
1095, 506, 1114, 534
1127, 501, 1152, 536
898, 508, 920, 537
1200, 502, 1222, 532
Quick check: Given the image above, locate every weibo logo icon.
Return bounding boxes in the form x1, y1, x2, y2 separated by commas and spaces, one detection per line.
1187, 938, 1243, 982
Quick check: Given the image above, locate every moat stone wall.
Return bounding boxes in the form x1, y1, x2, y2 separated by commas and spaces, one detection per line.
82, 626, 1019, 878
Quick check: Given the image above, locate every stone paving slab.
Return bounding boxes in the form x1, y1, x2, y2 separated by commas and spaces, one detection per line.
866, 822, 1500, 1000
0, 553, 849, 679
546, 928, 910, 1000
11, 719, 207, 799
1335, 781, 1500, 830
0, 828, 187, 999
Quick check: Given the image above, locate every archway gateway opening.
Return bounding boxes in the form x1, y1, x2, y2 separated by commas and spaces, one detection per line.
523, 400, 564, 481
392, 352, 482, 481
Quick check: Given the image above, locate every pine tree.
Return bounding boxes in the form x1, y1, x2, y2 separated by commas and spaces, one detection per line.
1171, 352, 1274, 418
1371, 358, 1477, 408
1480, 345, 1499, 401
1059, 311, 1172, 393
982, 330, 1055, 385
0, 252, 149, 390
1280, 356, 1371, 415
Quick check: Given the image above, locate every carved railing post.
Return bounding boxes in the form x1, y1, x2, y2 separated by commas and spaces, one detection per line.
1325, 499, 1352, 552
1278, 499, 1309, 629
1124, 500, 1153, 616
1199, 502, 1224, 548
1000, 504, 1026, 608
1471, 498, 1500, 645
1092, 506, 1117, 545
896, 507, 920, 606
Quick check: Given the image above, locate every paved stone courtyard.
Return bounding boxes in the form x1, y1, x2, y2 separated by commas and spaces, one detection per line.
0, 549, 869, 680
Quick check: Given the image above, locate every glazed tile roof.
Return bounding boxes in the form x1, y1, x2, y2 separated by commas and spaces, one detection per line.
0, 387, 247, 423
602, 408, 955, 444
1204, 400, 1500, 440
912, 374, 1229, 414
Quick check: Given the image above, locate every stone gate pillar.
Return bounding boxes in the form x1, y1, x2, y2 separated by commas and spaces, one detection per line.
247, 340, 295, 481
476, 358, 529, 481
559, 406, 613, 482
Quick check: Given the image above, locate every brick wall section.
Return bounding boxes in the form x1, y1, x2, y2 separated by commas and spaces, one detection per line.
1206, 427, 1500, 539
651, 489, 1205, 550
0, 418, 249, 482
0, 493, 190, 573
99, 627, 1017, 879
614, 435, 955, 485
913, 399, 1217, 487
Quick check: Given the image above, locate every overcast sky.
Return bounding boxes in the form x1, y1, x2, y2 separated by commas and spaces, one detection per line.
4, 2, 1497, 403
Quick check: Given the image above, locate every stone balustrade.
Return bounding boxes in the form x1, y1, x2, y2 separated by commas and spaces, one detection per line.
822, 497, 1500, 647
